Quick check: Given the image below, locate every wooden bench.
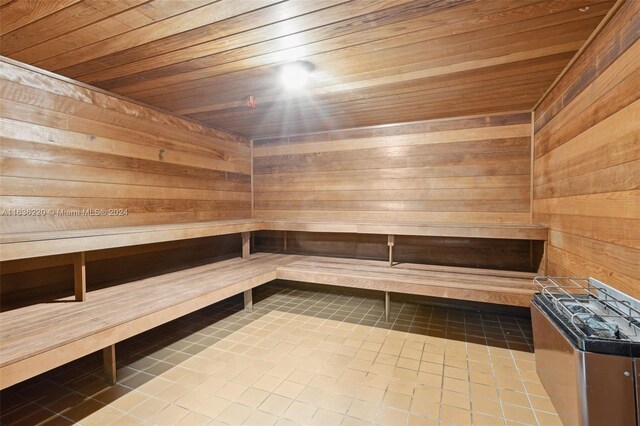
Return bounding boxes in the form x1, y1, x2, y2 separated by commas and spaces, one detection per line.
0, 219, 547, 390
0, 253, 294, 390
276, 255, 537, 313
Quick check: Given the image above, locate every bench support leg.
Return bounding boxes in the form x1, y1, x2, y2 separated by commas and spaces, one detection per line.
387, 235, 395, 267
103, 345, 116, 385
242, 232, 251, 259
384, 291, 391, 322
74, 252, 86, 301
244, 289, 253, 312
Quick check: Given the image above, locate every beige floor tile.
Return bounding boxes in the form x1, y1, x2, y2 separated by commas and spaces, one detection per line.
273, 380, 304, 399
253, 375, 284, 393
217, 381, 248, 401
259, 394, 293, 416
242, 410, 278, 426
334, 376, 360, 395
442, 390, 471, 410
236, 387, 270, 408
499, 389, 530, 408
376, 406, 408, 426
150, 403, 190, 425
363, 374, 389, 390
287, 368, 315, 385
310, 407, 344, 425
356, 385, 385, 403
444, 376, 469, 394
308, 374, 336, 391
407, 413, 439, 426
502, 404, 537, 425
496, 377, 525, 393
534, 410, 563, 426
440, 404, 471, 425
382, 391, 411, 411
155, 383, 190, 402
108, 413, 149, 425
419, 360, 444, 375
347, 399, 379, 422
470, 383, 499, 402
322, 393, 353, 414
233, 369, 263, 387
216, 402, 251, 424
107, 390, 149, 412
417, 372, 443, 388
472, 412, 506, 425
528, 395, 555, 413
176, 411, 211, 425
80, 404, 125, 426
128, 397, 168, 419
296, 386, 329, 405
318, 363, 344, 379
472, 397, 503, 417
283, 400, 317, 424
397, 357, 420, 371
342, 415, 372, 426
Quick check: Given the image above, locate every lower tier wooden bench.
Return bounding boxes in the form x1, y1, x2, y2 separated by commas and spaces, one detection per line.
275, 255, 537, 319
0, 252, 536, 390
0, 253, 293, 390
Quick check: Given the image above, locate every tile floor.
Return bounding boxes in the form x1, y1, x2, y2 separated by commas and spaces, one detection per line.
0, 282, 561, 425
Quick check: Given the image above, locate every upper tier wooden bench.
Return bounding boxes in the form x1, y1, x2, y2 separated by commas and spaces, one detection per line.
0, 219, 547, 390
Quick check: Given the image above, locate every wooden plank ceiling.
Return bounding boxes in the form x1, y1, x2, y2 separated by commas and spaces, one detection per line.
0, 0, 614, 139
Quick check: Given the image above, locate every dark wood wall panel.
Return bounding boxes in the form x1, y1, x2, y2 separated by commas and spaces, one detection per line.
254, 231, 540, 272
253, 112, 532, 224
0, 58, 251, 233
533, 1, 640, 297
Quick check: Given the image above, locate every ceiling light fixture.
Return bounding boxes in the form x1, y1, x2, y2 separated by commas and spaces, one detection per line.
279, 61, 314, 90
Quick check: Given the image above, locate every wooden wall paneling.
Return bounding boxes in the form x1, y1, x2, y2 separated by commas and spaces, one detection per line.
253, 112, 532, 224
0, 58, 251, 233
533, 1, 640, 297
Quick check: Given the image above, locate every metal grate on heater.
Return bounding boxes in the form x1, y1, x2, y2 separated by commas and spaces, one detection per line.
535, 277, 640, 342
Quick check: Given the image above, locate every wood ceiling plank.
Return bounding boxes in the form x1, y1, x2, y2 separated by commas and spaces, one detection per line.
81, 0, 461, 86
0, 0, 149, 55
1, 0, 615, 138
66, 0, 355, 82
105, 0, 604, 98
9, 0, 218, 64
128, 12, 601, 113
0, 0, 82, 35
32, 0, 283, 72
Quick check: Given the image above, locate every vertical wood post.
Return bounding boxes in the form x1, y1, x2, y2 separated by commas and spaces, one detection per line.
244, 290, 253, 313
384, 291, 391, 322
74, 252, 86, 301
283, 230, 287, 253
387, 235, 395, 267
103, 345, 116, 385
242, 232, 251, 259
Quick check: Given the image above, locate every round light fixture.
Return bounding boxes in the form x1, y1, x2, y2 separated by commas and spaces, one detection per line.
279, 61, 314, 90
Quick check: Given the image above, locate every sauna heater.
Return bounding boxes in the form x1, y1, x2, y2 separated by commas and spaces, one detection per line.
531, 277, 640, 425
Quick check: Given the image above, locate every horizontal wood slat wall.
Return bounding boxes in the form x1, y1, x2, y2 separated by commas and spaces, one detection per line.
0, 58, 251, 233
533, 1, 640, 297
253, 113, 532, 224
